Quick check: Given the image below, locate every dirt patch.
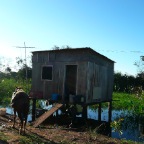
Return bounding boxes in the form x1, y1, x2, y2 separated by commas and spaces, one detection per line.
0, 114, 129, 144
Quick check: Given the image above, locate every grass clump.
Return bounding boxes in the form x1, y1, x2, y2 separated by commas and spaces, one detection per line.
0, 131, 9, 142
18, 133, 50, 144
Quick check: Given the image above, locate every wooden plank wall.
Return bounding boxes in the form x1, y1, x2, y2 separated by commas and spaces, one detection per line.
32, 51, 114, 103
87, 62, 113, 103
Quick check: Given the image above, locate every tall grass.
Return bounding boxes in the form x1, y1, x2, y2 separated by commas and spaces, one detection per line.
90, 92, 144, 114
112, 92, 144, 114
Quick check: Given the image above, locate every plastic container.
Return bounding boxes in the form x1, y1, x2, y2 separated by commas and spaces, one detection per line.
69, 94, 75, 103
52, 93, 59, 101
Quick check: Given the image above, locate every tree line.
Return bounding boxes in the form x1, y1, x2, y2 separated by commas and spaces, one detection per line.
114, 72, 144, 93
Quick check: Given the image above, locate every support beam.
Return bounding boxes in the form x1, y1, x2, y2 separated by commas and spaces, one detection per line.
32, 98, 36, 121
82, 105, 87, 120
98, 103, 101, 121
108, 101, 112, 122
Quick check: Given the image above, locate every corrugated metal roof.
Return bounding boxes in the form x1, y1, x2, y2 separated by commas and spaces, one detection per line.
32, 47, 115, 63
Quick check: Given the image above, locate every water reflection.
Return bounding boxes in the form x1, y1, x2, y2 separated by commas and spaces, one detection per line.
88, 108, 144, 142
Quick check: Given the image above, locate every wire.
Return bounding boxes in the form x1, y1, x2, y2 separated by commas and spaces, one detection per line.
97, 49, 144, 53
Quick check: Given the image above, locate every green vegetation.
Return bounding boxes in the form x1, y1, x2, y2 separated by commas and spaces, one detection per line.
0, 131, 9, 142
0, 130, 50, 144
111, 118, 124, 138
0, 57, 32, 106
0, 78, 31, 106
112, 92, 144, 113
90, 92, 144, 115
114, 72, 144, 93
18, 133, 49, 144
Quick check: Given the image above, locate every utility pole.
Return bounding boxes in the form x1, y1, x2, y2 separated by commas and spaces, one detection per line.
15, 42, 35, 93
15, 42, 35, 80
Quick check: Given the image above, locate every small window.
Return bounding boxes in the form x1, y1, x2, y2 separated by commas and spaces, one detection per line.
42, 66, 53, 80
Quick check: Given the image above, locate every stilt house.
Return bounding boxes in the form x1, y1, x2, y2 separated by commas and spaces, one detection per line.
30, 47, 114, 105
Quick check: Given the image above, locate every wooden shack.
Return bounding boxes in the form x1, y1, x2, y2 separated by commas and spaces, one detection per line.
30, 47, 114, 104
30, 47, 114, 123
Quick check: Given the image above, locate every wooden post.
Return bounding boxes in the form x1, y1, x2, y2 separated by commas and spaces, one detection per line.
108, 101, 112, 122
82, 105, 87, 120
98, 103, 101, 121
107, 122, 112, 137
32, 98, 36, 121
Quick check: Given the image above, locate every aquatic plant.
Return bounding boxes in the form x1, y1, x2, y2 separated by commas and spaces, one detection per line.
111, 118, 124, 138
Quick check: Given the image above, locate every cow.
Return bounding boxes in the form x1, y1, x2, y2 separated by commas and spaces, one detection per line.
11, 87, 29, 135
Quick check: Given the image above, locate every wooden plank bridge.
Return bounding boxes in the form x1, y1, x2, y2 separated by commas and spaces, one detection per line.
33, 103, 63, 128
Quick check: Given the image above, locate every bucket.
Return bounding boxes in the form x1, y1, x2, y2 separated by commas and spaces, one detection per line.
81, 97, 84, 102
52, 93, 59, 101
69, 94, 75, 103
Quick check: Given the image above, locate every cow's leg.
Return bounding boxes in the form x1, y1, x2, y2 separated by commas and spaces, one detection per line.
23, 118, 26, 134
23, 104, 29, 134
13, 109, 16, 128
18, 113, 23, 135
23, 112, 28, 134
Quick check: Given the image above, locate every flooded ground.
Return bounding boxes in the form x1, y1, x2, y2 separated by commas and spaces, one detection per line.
88, 108, 144, 142
4, 104, 144, 142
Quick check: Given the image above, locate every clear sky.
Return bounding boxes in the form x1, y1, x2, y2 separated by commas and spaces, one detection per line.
0, 0, 144, 76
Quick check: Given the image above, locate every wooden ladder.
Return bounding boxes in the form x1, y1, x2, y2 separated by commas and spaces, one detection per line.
33, 103, 63, 128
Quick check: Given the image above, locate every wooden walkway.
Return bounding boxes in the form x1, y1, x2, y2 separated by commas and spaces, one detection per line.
33, 103, 63, 128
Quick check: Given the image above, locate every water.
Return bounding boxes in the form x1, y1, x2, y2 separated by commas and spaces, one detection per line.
5, 101, 144, 142
6, 107, 32, 122
88, 108, 144, 142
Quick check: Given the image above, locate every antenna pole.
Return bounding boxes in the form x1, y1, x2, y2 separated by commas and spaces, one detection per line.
14, 42, 35, 91
24, 42, 27, 80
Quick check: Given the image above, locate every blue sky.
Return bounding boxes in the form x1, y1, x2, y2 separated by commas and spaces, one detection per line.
0, 0, 144, 76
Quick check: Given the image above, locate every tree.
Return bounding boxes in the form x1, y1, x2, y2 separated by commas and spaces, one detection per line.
5, 67, 11, 73
134, 56, 144, 89
52, 45, 71, 50
134, 56, 144, 74
17, 66, 32, 80
16, 57, 32, 80
113, 72, 142, 93
52, 45, 60, 50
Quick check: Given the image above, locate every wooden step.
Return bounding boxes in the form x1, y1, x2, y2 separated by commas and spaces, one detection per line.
33, 103, 63, 127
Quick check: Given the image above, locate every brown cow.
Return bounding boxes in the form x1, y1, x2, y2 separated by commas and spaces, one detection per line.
11, 87, 29, 135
